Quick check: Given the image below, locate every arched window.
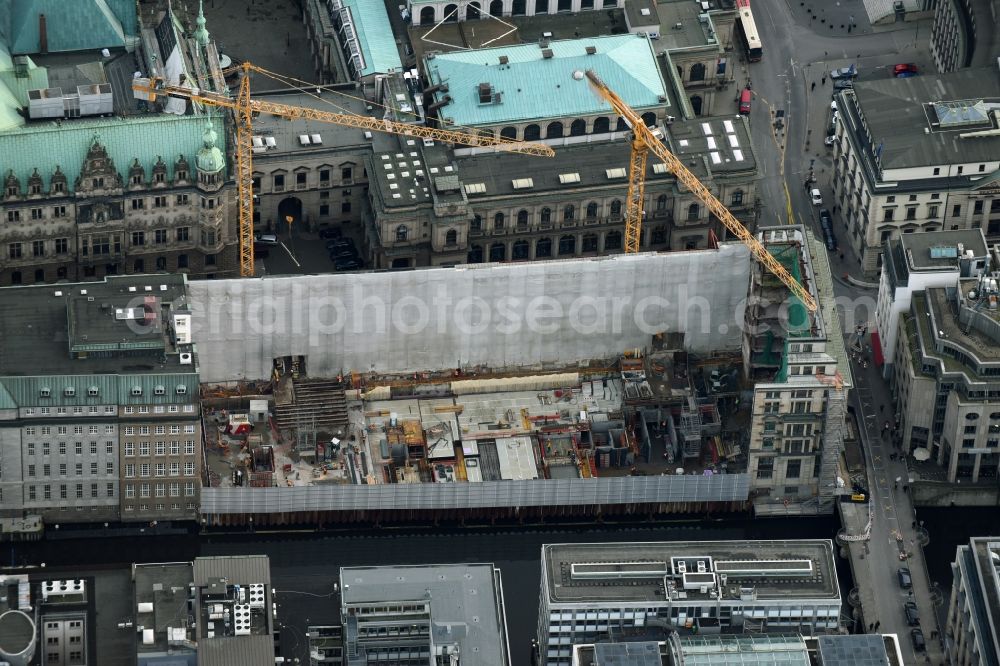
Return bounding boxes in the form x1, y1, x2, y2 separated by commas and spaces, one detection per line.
558, 235, 576, 255
610, 200, 622, 218
641, 112, 656, 128
494, 212, 505, 229
471, 214, 483, 232
512, 240, 530, 259
656, 194, 668, 211
516, 209, 529, 227
546, 121, 564, 139
690, 63, 706, 81
490, 0, 503, 14
582, 234, 599, 252
540, 207, 552, 224
446, 229, 458, 245
467, 1, 481, 18
690, 95, 703, 115
524, 124, 541, 141
468, 244, 484, 263
500, 126, 517, 140
570, 119, 586, 136
511, 0, 526, 14
687, 203, 700, 221
419, 6, 436, 23
652, 227, 667, 244
563, 205, 575, 221
56, 266, 67, 279
34, 268, 44, 283
730, 190, 744, 206
396, 225, 408, 241
536, 237, 552, 257
444, 3, 458, 21
604, 230, 622, 250
616, 117, 628, 132
592, 117, 610, 134
156, 257, 167, 271
178, 254, 188, 269
586, 202, 598, 219
490, 243, 506, 261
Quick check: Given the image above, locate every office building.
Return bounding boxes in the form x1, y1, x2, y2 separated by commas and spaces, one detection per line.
891, 258, 1000, 481
340, 563, 511, 666
133, 555, 276, 666
538, 539, 842, 666
930, 0, 1000, 73
0, 274, 201, 526
742, 227, 850, 514
875, 229, 990, 379
831, 68, 1000, 276
946, 536, 1000, 666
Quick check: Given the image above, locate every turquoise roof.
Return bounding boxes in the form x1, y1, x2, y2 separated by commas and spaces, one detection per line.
196, 119, 225, 173
0, 111, 225, 193
7, 0, 136, 55
0, 374, 199, 408
425, 34, 668, 127
340, 0, 402, 77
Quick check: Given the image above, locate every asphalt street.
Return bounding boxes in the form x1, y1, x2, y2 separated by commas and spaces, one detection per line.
748, 2, 945, 661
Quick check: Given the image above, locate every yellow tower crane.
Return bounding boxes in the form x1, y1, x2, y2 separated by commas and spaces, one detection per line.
584, 70, 818, 312
134, 62, 555, 277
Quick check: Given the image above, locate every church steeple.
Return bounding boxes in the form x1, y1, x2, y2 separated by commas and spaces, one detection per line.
193, 0, 210, 48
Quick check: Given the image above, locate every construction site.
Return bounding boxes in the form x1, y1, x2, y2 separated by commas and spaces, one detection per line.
188, 232, 847, 527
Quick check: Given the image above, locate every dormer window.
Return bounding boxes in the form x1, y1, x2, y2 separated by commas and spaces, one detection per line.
131, 386, 143, 396
39, 387, 51, 398
88, 387, 100, 397
64, 387, 75, 397
175, 385, 187, 395
154, 385, 166, 396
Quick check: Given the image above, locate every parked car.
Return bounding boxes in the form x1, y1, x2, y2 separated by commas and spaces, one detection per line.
819, 209, 836, 249
830, 100, 838, 112
894, 63, 919, 77
330, 249, 358, 261
824, 135, 836, 147
904, 601, 920, 626
318, 226, 342, 240
897, 567, 912, 589
911, 627, 926, 652
329, 238, 356, 250
334, 258, 362, 271
830, 65, 858, 80
738, 87, 752, 115
810, 189, 823, 206
833, 79, 854, 90
253, 233, 278, 246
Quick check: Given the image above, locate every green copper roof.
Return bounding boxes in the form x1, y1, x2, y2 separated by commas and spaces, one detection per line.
0, 374, 199, 408
196, 119, 225, 173
0, 111, 225, 193
339, 0, 402, 77
425, 34, 668, 127
8, 0, 136, 55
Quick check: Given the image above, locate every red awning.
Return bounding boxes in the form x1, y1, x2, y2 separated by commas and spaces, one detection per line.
871, 330, 884, 366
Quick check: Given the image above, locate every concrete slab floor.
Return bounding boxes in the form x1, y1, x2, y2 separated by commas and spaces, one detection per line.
196, 0, 318, 84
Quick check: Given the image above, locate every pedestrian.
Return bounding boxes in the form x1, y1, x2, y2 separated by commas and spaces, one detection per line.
868, 622, 874, 631
821, 76, 827, 84
811, 81, 816, 91
874, 621, 880, 631
894, 481, 898, 489
880, 404, 885, 413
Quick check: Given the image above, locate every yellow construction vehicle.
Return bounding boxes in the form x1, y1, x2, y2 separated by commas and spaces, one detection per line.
584, 70, 818, 312
134, 62, 554, 277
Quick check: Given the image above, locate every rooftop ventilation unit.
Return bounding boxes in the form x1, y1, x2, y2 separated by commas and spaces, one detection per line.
542, 49, 554, 59
499, 55, 509, 65
585, 46, 597, 55
233, 604, 251, 636
478, 82, 491, 103
248, 584, 266, 608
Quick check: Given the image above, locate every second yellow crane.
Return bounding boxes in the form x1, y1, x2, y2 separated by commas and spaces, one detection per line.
584, 70, 818, 312
134, 62, 554, 277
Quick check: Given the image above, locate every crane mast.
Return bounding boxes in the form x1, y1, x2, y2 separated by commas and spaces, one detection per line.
584, 70, 818, 313
134, 62, 554, 276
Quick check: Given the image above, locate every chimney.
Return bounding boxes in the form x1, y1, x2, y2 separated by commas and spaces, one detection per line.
39, 13, 48, 53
